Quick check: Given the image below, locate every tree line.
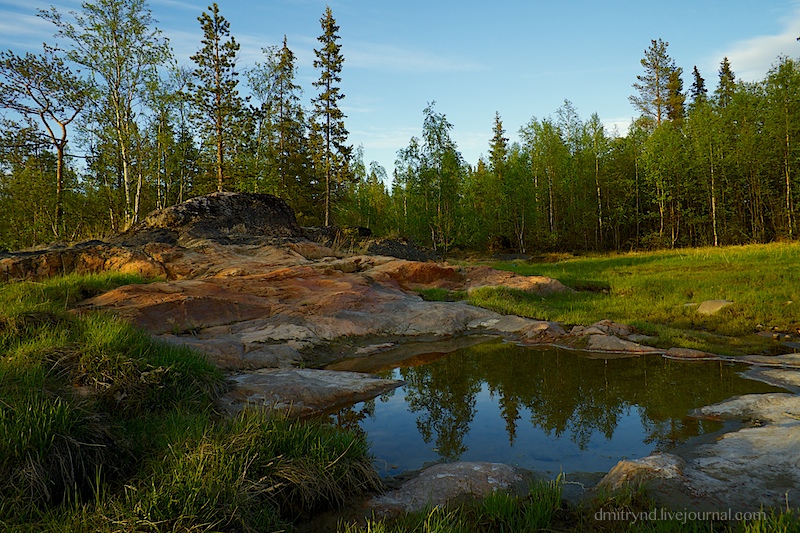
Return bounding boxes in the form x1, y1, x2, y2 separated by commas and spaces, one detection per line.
342, 38, 800, 253
1, 3, 798, 254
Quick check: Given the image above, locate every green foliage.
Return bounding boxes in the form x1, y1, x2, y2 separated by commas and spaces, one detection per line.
40, 0, 172, 229
393, 102, 467, 252
338, 476, 563, 533
0, 45, 91, 238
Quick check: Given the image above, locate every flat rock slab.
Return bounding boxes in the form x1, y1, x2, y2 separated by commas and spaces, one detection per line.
368, 462, 530, 514
696, 299, 734, 315
736, 353, 800, 369
218, 368, 403, 416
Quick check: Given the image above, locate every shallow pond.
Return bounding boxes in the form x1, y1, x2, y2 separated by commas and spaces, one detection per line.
328, 339, 786, 477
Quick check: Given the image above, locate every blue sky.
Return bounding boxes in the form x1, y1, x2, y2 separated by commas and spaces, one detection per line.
2, 0, 800, 176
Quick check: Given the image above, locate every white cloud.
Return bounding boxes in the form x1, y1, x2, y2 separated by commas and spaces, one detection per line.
601, 116, 634, 137
711, 4, 800, 82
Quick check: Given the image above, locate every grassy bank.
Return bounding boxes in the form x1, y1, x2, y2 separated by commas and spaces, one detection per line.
0, 273, 380, 532
337, 479, 799, 533
467, 243, 800, 356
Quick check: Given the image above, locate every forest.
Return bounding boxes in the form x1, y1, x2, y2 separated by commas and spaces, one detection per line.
1, 1, 800, 254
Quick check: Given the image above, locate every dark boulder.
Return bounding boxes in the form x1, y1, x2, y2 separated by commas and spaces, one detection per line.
115, 192, 303, 246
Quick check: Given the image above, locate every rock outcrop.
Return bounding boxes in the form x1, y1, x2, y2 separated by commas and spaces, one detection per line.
116, 191, 303, 246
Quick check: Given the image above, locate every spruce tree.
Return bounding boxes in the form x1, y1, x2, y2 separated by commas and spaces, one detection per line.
489, 111, 509, 175
689, 65, 708, 106
716, 57, 736, 108
666, 67, 685, 126
312, 5, 351, 226
189, 3, 244, 192
274, 37, 310, 209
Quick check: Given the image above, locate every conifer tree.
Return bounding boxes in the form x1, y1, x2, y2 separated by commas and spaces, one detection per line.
189, 3, 244, 192
312, 5, 351, 226
489, 111, 509, 174
716, 57, 736, 108
273, 37, 310, 208
689, 65, 708, 107
630, 38, 676, 127
666, 67, 685, 126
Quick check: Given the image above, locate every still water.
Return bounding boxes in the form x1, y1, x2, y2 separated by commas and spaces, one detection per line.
329, 340, 785, 477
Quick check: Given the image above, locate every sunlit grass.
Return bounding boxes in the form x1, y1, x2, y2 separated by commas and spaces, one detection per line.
470, 243, 800, 355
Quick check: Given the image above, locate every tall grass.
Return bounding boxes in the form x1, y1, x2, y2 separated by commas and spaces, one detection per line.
471, 243, 800, 355
1, 272, 380, 531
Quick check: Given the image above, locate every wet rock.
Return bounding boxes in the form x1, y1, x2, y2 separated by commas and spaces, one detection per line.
219, 368, 403, 416
368, 462, 530, 514
696, 299, 734, 316
585, 335, 662, 354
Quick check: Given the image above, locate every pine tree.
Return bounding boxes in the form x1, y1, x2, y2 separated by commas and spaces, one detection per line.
273, 37, 310, 208
630, 38, 676, 127
489, 111, 509, 174
312, 5, 351, 226
189, 3, 245, 193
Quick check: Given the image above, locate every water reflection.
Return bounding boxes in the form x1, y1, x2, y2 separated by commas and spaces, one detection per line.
330, 340, 786, 475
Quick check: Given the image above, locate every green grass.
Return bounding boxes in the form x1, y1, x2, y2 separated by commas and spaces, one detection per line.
0, 272, 381, 532
468, 243, 800, 356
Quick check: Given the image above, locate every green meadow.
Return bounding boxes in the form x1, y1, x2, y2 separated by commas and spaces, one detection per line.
469, 242, 800, 356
